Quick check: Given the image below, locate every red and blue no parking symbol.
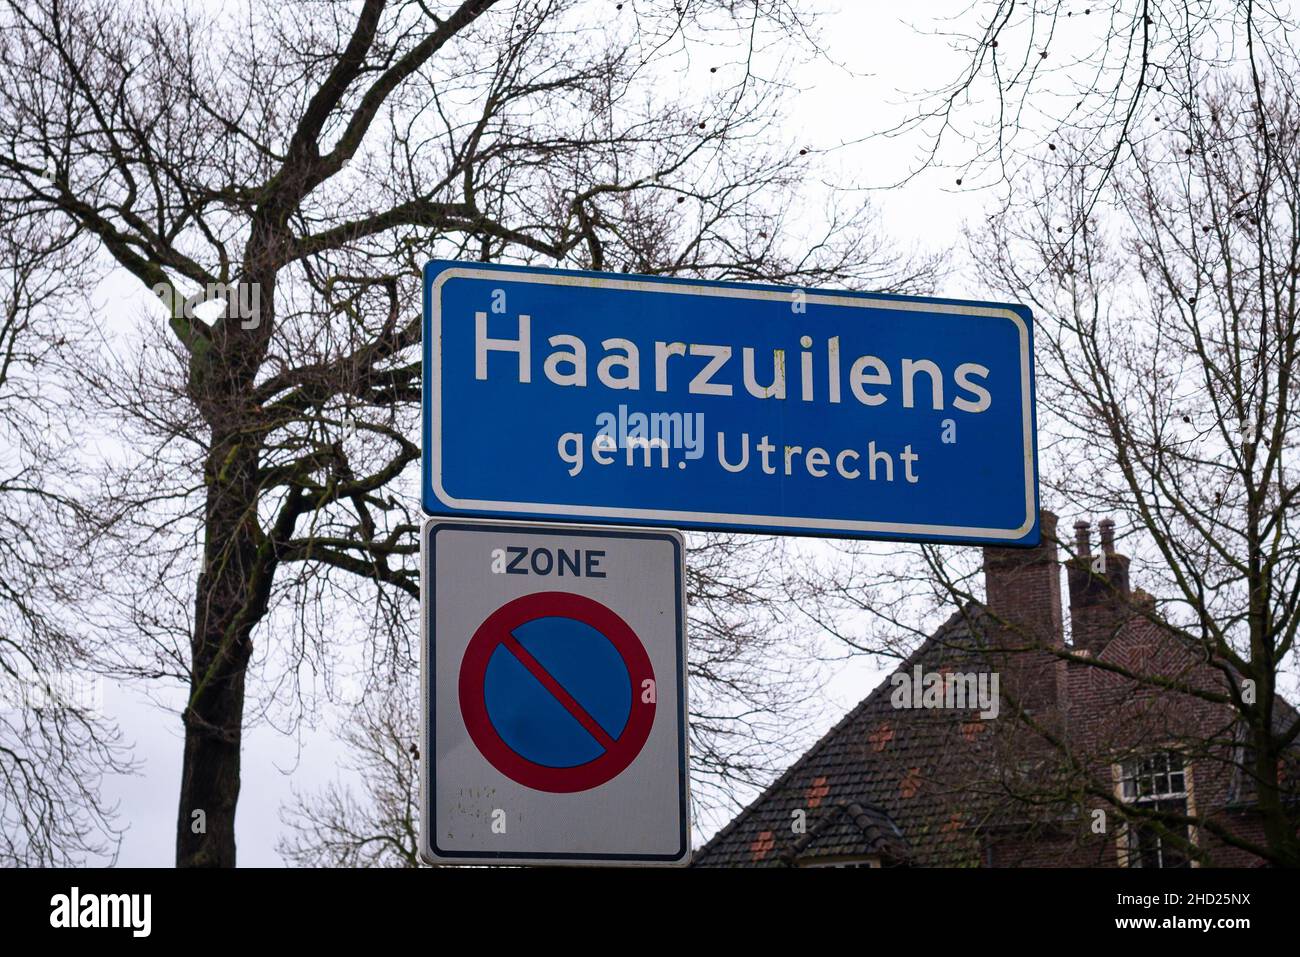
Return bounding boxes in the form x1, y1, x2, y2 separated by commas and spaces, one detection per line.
459, 591, 656, 793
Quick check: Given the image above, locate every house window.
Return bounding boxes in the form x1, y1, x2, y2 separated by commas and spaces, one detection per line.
1119, 752, 1191, 868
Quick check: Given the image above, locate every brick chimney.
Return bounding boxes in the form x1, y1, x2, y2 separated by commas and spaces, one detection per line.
1066, 518, 1132, 656
980, 511, 1065, 711
981, 510, 1064, 649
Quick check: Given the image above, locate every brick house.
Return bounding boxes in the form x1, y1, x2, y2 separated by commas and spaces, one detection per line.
690, 511, 1299, 868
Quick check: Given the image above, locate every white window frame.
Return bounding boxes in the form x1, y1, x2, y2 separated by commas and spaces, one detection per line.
1112, 749, 1198, 868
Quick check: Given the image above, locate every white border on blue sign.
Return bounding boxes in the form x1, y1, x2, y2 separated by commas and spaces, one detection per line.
427, 266, 1036, 541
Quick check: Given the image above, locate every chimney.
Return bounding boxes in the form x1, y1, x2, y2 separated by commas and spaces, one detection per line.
981, 510, 1064, 649
1067, 517, 1132, 656
980, 511, 1065, 713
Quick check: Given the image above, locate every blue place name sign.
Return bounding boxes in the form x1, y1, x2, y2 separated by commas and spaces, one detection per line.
423, 261, 1039, 546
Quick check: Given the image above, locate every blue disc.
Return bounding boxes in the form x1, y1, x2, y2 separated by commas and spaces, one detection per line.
482, 615, 633, 768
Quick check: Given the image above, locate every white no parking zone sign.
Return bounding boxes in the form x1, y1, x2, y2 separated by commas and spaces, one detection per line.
420, 518, 690, 865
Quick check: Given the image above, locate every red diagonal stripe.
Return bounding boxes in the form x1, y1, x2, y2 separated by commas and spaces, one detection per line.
502, 634, 617, 752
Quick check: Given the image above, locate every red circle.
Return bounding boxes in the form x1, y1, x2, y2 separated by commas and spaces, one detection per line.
459, 592, 656, 793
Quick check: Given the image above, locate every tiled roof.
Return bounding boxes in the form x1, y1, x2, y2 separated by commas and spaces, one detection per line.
691, 605, 1005, 868
692, 596, 1300, 868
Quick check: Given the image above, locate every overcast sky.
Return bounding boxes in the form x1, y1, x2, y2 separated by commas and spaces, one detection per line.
96, 1, 1004, 867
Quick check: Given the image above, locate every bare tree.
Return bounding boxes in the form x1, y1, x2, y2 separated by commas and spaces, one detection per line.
989, 65, 1300, 864
278, 682, 422, 868
825, 66, 1300, 866
894, 1, 1300, 218
0, 214, 128, 865
0, 0, 940, 865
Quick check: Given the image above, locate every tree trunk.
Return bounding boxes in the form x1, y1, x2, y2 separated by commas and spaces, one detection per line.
175, 434, 262, 867
175, 256, 277, 867
1254, 713, 1300, 867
